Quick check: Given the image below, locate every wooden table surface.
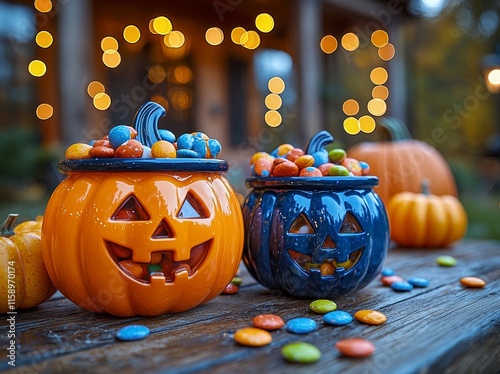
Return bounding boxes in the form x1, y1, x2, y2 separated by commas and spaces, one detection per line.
2, 239, 499, 374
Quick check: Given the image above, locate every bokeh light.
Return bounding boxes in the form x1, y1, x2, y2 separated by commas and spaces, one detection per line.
101, 36, 118, 52
265, 93, 282, 110
102, 50, 121, 68
359, 115, 376, 133
255, 13, 274, 33
370, 67, 388, 85
320, 35, 338, 54
152, 16, 173, 35
34, 0, 52, 13
87, 81, 105, 98
242, 30, 260, 49
341, 33, 359, 51
367, 98, 387, 116
36, 103, 53, 120
173, 65, 193, 84
164, 31, 185, 48
148, 65, 166, 84
372, 85, 389, 100
343, 117, 360, 135
123, 25, 141, 44
342, 99, 360, 116
371, 30, 389, 48
151, 95, 169, 111
28, 60, 46, 77
378, 43, 395, 61
170, 88, 192, 110
487, 69, 500, 85
35, 31, 53, 48
93, 92, 111, 110
265, 110, 282, 127
231, 27, 246, 45
268, 76, 285, 94
205, 27, 224, 46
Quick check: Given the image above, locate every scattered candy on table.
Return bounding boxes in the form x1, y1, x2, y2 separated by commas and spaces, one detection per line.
323, 310, 353, 326
354, 310, 387, 325
335, 338, 375, 357
391, 281, 414, 292
309, 299, 337, 314
281, 342, 322, 364
408, 277, 430, 288
286, 317, 317, 334
460, 276, 486, 288
436, 255, 458, 267
222, 283, 239, 295
381, 275, 404, 286
381, 268, 395, 277
252, 314, 285, 330
233, 327, 272, 347
115, 325, 150, 341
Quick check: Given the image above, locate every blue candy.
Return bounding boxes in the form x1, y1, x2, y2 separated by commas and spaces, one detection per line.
381, 268, 395, 277
408, 277, 430, 288
312, 150, 329, 167
391, 281, 413, 292
177, 133, 195, 150
176, 149, 198, 158
115, 325, 150, 341
108, 125, 131, 148
192, 137, 209, 158
286, 318, 317, 334
323, 310, 353, 326
159, 129, 176, 143
208, 138, 221, 158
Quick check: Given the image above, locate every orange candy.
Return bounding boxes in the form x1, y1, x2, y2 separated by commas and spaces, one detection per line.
234, 327, 272, 347
460, 276, 486, 288
354, 309, 387, 325
252, 314, 285, 330
89, 145, 115, 158
336, 338, 375, 357
65, 143, 93, 160
342, 158, 363, 176
254, 158, 273, 177
276, 143, 294, 156
151, 140, 176, 158
250, 152, 274, 165
116, 139, 144, 158
318, 162, 336, 176
286, 148, 305, 162
294, 155, 315, 169
272, 161, 299, 177
299, 167, 323, 177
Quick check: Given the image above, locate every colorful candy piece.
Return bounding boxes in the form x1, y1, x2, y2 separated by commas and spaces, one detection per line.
286, 148, 305, 162
281, 342, 321, 364
294, 155, 315, 169
116, 139, 144, 158
65, 143, 93, 160
286, 318, 317, 334
252, 314, 285, 330
436, 255, 458, 267
151, 140, 176, 158
328, 165, 350, 176
381, 275, 404, 286
254, 158, 273, 177
250, 152, 274, 165
233, 327, 272, 347
176, 149, 198, 158
328, 148, 346, 164
116, 325, 150, 341
335, 338, 375, 357
159, 129, 176, 143
381, 268, 395, 277
312, 150, 329, 167
318, 162, 336, 176
299, 167, 322, 177
341, 158, 363, 176
359, 161, 370, 175
273, 161, 299, 177
460, 276, 486, 288
109, 125, 132, 148
309, 299, 337, 314
207, 138, 222, 158
391, 281, 413, 292
89, 145, 115, 158
408, 277, 430, 288
354, 310, 387, 325
272, 143, 294, 157
323, 310, 353, 326
222, 283, 239, 294
176, 133, 195, 150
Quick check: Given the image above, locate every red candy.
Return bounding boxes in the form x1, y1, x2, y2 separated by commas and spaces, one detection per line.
335, 338, 375, 357
273, 161, 299, 177
116, 139, 144, 158
286, 148, 305, 162
252, 314, 285, 330
254, 158, 273, 177
300, 167, 322, 177
342, 158, 363, 176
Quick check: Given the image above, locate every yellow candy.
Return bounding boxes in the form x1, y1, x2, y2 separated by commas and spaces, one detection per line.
65, 143, 92, 160
277, 143, 294, 156
151, 140, 176, 158
250, 152, 274, 165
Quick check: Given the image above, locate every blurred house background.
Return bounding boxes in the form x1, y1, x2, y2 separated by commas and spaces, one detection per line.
0, 0, 499, 239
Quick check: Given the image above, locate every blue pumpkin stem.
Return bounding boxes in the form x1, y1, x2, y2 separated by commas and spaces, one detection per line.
0, 214, 18, 238
133, 101, 166, 147
305, 131, 335, 154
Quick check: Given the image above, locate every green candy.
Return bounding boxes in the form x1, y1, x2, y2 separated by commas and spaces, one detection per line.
436, 255, 458, 267
328, 148, 346, 163
328, 165, 350, 176
281, 342, 321, 364
309, 299, 337, 314
147, 264, 162, 273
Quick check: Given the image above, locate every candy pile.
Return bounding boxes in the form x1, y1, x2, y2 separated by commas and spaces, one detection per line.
250, 143, 370, 177
65, 125, 222, 160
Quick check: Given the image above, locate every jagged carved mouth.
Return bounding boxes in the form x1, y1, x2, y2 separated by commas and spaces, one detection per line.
287, 247, 363, 276
106, 240, 210, 283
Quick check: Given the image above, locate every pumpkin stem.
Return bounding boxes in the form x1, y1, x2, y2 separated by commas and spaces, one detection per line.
0, 214, 18, 238
421, 179, 431, 195
379, 117, 413, 141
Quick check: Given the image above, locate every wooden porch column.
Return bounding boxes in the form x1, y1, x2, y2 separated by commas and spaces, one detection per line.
57, 0, 94, 144
295, 0, 324, 140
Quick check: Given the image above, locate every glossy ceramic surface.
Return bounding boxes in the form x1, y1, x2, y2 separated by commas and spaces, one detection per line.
242, 176, 389, 298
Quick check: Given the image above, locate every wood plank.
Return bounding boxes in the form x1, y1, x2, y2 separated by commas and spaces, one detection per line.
2, 239, 499, 373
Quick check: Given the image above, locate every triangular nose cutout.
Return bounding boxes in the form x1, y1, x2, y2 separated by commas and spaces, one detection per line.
321, 234, 336, 249
152, 220, 173, 238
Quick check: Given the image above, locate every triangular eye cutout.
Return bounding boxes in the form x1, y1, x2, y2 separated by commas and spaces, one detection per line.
152, 220, 173, 238
288, 213, 315, 234
340, 212, 363, 234
111, 195, 150, 221
177, 192, 208, 219
321, 234, 336, 249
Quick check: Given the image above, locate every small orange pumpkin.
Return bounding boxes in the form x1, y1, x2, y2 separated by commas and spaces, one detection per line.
387, 181, 467, 248
348, 118, 458, 206
0, 214, 56, 313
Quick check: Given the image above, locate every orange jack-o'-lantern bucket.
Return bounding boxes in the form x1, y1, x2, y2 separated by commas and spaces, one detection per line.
41, 102, 244, 317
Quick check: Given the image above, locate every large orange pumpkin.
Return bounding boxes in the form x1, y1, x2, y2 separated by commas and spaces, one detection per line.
348, 118, 457, 205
